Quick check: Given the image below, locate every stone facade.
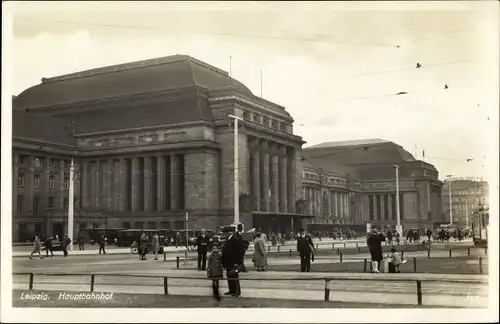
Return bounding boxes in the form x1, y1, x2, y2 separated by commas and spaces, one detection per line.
11, 55, 308, 241
441, 178, 489, 227
302, 140, 444, 231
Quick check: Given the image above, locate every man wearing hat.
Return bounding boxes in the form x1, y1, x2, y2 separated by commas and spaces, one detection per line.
297, 228, 316, 272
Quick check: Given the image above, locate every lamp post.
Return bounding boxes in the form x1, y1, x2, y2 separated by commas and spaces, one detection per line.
228, 114, 243, 224
446, 175, 453, 224
68, 157, 74, 251
393, 165, 402, 237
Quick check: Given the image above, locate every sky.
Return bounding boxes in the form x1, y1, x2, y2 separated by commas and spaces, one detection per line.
7, 1, 500, 181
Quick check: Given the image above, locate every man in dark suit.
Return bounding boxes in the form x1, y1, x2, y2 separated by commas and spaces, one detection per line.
196, 229, 210, 270
221, 224, 245, 297
297, 228, 316, 272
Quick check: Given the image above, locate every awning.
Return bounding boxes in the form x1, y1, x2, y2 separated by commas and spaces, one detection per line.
252, 211, 315, 218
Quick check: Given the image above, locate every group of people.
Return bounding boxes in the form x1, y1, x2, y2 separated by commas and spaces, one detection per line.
29, 233, 72, 259
312, 228, 358, 241
367, 228, 404, 273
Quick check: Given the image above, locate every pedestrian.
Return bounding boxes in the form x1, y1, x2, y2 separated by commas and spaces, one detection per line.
367, 228, 385, 273
77, 230, 86, 251
140, 233, 148, 260
152, 232, 160, 260
207, 243, 223, 301
29, 233, 44, 260
62, 234, 72, 257
196, 229, 209, 270
175, 231, 182, 248
44, 236, 54, 258
297, 228, 315, 272
98, 234, 107, 255
389, 247, 404, 273
253, 232, 267, 271
221, 223, 245, 297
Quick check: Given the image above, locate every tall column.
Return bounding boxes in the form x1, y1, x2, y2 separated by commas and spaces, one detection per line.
271, 147, 279, 213
59, 160, 65, 209
388, 194, 393, 221
144, 156, 152, 212
119, 159, 126, 211
80, 160, 90, 208
131, 158, 139, 211
279, 147, 288, 213
261, 141, 270, 212
252, 147, 260, 211
157, 155, 165, 211
346, 192, 350, 220
380, 194, 386, 221
371, 194, 377, 221
286, 148, 295, 213
170, 155, 179, 210
107, 160, 113, 210
95, 160, 101, 209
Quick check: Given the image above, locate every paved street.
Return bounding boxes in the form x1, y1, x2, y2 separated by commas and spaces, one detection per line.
12, 240, 488, 308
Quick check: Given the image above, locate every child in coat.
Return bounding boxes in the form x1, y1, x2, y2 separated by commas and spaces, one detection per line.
390, 247, 403, 273
207, 244, 223, 301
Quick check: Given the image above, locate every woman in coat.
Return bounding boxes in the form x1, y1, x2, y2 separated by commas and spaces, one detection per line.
253, 232, 267, 271
367, 228, 385, 273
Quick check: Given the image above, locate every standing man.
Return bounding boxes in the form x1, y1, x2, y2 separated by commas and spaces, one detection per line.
297, 228, 316, 272
44, 236, 54, 258
62, 234, 72, 257
175, 231, 182, 248
29, 233, 44, 260
196, 229, 209, 270
98, 234, 107, 255
152, 232, 160, 260
221, 224, 245, 297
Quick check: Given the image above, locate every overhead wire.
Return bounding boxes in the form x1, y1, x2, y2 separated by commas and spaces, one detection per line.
52, 20, 399, 48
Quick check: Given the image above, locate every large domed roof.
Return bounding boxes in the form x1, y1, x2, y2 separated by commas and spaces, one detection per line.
14, 55, 253, 111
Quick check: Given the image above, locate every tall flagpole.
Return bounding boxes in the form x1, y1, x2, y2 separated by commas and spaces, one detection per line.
229, 55, 232, 78
68, 156, 75, 251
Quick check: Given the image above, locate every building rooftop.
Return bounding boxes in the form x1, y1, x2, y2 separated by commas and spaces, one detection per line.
303, 139, 416, 166
13, 55, 253, 111
12, 110, 79, 148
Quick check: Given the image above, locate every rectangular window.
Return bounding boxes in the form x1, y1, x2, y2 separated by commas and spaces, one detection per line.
63, 198, 69, 209
160, 221, 170, 229
64, 176, 69, 190
122, 222, 131, 229
48, 197, 55, 209
33, 196, 40, 214
17, 195, 24, 212
48, 176, 55, 189
50, 159, 58, 169
18, 155, 26, 165
64, 161, 71, 171
34, 157, 42, 168
34, 175, 41, 188
17, 173, 25, 187
134, 221, 144, 229
147, 221, 156, 229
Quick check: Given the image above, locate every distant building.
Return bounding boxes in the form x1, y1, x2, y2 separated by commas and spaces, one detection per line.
11, 55, 311, 242
441, 177, 489, 227
302, 139, 444, 230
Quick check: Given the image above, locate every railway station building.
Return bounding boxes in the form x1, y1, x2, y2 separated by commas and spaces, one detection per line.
11, 55, 311, 241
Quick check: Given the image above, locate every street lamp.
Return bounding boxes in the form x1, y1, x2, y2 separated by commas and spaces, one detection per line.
68, 157, 75, 251
228, 114, 243, 224
446, 175, 453, 224
393, 165, 402, 237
